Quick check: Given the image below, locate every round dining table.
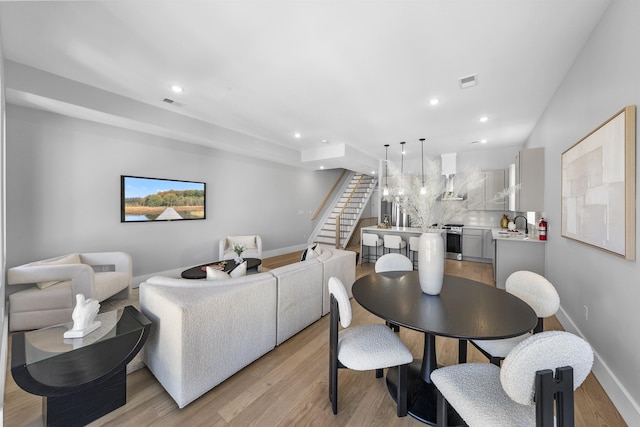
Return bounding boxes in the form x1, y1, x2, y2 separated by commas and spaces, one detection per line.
352, 271, 538, 425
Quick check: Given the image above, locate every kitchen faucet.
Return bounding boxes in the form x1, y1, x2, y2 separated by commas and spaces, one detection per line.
513, 215, 529, 234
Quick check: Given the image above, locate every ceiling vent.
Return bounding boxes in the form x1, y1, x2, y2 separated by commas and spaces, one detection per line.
459, 74, 478, 89
162, 98, 184, 107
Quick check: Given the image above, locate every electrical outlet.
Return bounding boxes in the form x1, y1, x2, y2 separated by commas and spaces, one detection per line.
584, 305, 589, 321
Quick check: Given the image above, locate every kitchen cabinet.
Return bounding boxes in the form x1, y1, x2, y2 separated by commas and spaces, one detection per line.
462, 228, 485, 261
485, 169, 507, 211
514, 148, 544, 212
494, 237, 545, 289
468, 170, 507, 211
482, 229, 494, 260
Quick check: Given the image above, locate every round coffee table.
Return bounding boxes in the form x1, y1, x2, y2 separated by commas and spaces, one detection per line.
181, 257, 262, 279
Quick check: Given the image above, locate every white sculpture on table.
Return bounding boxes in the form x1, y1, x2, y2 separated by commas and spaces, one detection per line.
63, 294, 102, 338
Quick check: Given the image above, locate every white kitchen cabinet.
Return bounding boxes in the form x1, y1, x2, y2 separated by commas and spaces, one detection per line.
494, 238, 545, 289
514, 148, 544, 212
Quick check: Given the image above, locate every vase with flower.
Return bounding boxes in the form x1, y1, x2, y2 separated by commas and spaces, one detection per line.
232, 243, 245, 264
383, 157, 484, 295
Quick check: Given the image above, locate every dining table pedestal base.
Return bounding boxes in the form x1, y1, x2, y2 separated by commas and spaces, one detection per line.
386, 360, 465, 426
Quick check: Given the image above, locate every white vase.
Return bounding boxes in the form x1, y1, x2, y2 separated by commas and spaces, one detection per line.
418, 231, 445, 295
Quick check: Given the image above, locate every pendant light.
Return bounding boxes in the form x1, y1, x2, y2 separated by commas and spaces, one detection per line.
420, 138, 427, 195
398, 141, 406, 195
383, 144, 389, 196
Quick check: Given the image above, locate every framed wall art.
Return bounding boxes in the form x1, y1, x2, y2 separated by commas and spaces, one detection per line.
561, 105, 636, 260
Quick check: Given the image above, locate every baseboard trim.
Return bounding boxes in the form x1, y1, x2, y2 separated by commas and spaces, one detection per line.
556, 306, 640, 426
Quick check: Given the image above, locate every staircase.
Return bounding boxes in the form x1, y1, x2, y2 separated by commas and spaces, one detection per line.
314, 173, 377, 249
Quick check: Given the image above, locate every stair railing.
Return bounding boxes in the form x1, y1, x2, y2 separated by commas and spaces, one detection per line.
334, 175, 365, 248
310, 169, 346, 221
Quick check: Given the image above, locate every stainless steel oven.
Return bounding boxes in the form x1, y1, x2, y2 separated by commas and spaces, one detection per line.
444, 224, 463, 260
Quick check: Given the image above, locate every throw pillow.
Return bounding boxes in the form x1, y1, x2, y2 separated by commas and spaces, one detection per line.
300, 244, 319, 261
229, 261, 247, 278
228, 236, 257, 249
33, 253, 82, 289
206, 267, 231, 281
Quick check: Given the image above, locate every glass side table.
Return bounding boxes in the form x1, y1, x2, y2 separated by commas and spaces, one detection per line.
11, 305, 151, 427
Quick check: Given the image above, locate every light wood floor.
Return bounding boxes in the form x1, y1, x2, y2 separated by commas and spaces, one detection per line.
4, 251, 626, 426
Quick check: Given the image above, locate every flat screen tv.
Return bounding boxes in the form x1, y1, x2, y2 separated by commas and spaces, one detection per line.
121, 175, 206, 222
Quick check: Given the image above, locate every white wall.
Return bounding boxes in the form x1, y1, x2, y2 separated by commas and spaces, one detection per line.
526, 0, 640, 423
0, 27, 7, 426
5, 105, 343, 284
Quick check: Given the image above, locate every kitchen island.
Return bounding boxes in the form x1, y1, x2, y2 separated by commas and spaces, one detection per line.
492, 229, 546, 289
359, 226, 424, 264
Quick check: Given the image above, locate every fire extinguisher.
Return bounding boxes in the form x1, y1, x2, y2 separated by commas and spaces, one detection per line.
538, 218, 547, 241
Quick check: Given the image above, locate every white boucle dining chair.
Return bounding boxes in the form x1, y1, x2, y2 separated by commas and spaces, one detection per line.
431, 331, 593, 427
374, 253, 413, 332
374, 253, 414, 273
328, 277, 413, 417
459, 270, 561, 365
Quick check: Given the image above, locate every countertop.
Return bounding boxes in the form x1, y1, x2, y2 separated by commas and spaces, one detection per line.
491, 228, 546, 243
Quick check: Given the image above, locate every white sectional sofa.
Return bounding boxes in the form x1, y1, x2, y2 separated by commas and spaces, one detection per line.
139, 245, 356, 408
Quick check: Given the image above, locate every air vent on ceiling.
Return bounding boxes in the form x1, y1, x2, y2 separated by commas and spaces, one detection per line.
162, 98, 184, 107
459, 74, 478, 89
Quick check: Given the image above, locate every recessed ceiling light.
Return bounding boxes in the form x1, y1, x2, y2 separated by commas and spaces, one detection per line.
429, 98, 440, 106
320, 166, 325, 170
480, 139, 488, 144
372, 170, 376, 175
321, 139, 328, 143
294, 132, 302, 139
479, 116, 489, 123
171, 85, 183, 93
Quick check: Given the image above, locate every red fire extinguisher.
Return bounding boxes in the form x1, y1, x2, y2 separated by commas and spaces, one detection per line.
539, 218, 547, 241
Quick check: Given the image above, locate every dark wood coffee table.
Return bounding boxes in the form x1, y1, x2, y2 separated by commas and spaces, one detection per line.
181, 257, 262, 279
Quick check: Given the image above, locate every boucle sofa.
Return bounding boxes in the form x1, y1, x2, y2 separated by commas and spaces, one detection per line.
139, 245, 356, 408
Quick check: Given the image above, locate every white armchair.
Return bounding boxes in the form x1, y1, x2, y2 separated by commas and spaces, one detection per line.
7, 252, 132, 331
218, 235, 262, 260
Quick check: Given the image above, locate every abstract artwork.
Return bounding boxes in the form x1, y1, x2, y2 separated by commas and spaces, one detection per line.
561, 105, 635, 260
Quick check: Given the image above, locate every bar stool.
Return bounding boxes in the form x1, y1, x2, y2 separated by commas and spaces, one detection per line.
361, 233, 383, 264
409, 236, 420, 270
383, 234, 407, 256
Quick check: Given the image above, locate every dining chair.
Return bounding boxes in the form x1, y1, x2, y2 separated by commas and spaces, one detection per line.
361, 233, 384, 264
383, 234, 407, 256
459, 270, 560, 365
328, 277, 413, 417
431, 331, 593, 427
374, 253, 413, 332
408, 236, 420, 269
374, 253, 413, 274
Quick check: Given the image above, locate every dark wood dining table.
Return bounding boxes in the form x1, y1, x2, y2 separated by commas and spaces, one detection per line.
352, 271, 538, 425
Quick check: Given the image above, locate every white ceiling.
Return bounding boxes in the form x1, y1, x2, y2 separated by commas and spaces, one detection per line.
0, 0, 610, 174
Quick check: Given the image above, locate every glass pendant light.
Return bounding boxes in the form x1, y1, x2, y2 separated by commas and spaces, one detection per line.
420, 138, 427, 195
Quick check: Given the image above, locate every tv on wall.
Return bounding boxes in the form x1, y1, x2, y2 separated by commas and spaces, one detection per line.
121, 175, 206, 222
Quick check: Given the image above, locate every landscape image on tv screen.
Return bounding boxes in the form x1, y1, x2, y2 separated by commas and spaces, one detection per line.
121, 175, 206, 222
